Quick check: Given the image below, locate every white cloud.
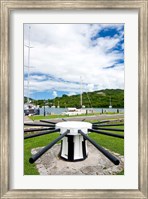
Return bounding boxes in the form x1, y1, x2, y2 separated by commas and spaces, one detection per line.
87, 84, 95, 92
52, 91, 58, 98
68, 92, 77, 96
24, 24, 124, 96
30, 75, 47, 81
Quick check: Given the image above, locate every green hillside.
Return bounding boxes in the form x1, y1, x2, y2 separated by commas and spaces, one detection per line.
26, 89, 124, 108
52, 89, 124, 108
25, 89, 124, 108
24, 97, 33, 103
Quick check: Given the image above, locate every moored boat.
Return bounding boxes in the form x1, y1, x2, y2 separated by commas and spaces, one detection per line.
62, 107, 86, 116
24, 103, 40, 116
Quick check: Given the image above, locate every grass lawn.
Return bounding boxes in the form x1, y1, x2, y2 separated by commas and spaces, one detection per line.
29, 111, 123, 121
89, 131, 124, 155
24, 119, 124, 175
24, 132, 59, 175
89, 124, 124, 155
29, 113, 97, 121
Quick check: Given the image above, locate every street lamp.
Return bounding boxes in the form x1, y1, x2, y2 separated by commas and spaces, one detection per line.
44, 100, 46, 116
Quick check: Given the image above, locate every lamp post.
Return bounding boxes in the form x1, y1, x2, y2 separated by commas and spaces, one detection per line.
44, 100, 46, 116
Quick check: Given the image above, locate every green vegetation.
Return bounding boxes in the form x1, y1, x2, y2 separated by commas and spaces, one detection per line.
24, 96, 32, 103
117, 170, 124, 175
29, 112, 100, 121
29, 111, 123, 121
24, 89, 124, 108
24, 132, 59, 175
89, 132, 124, 155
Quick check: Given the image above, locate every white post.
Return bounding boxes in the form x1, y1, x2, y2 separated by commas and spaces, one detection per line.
27, 26, 31, 103
80, 76, 82, 108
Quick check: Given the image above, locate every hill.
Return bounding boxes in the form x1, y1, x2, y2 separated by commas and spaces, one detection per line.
47, 89, 124, 108
24, 89, 124, 108
24, 96, 33, 103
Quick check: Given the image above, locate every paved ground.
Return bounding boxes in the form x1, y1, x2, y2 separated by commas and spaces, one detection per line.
31, 142, 124, 175
55, 114, 124, 122
24, 116, 33, 122
24, 114, 124, 124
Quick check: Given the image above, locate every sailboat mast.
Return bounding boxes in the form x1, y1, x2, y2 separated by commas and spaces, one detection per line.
109, 96, 112, 108
27, 26, 31, 104
25, 26, 34, 104
80, 76, 82, 108
57, 101, 60, 108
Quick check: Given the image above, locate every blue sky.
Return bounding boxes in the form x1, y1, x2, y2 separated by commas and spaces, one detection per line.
24, 24, 124, 100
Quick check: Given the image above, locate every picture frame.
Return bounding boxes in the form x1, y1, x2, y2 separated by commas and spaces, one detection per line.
0, 0, 147, 198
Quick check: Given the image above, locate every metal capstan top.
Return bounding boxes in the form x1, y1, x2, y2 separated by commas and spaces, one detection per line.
56, 121, 92, 135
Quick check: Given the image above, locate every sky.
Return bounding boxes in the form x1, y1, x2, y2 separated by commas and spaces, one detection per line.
24, 23, 124, 100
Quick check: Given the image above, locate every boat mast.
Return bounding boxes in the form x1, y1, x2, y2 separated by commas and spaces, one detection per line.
27, 26, 31, 103
80, 76, 82, 108
109, 96, 112, 108
25, 26, 33, 104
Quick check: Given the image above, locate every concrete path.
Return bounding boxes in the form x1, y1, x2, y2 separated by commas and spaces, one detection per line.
31, 142, 124, 175
24, 116, 33, 122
